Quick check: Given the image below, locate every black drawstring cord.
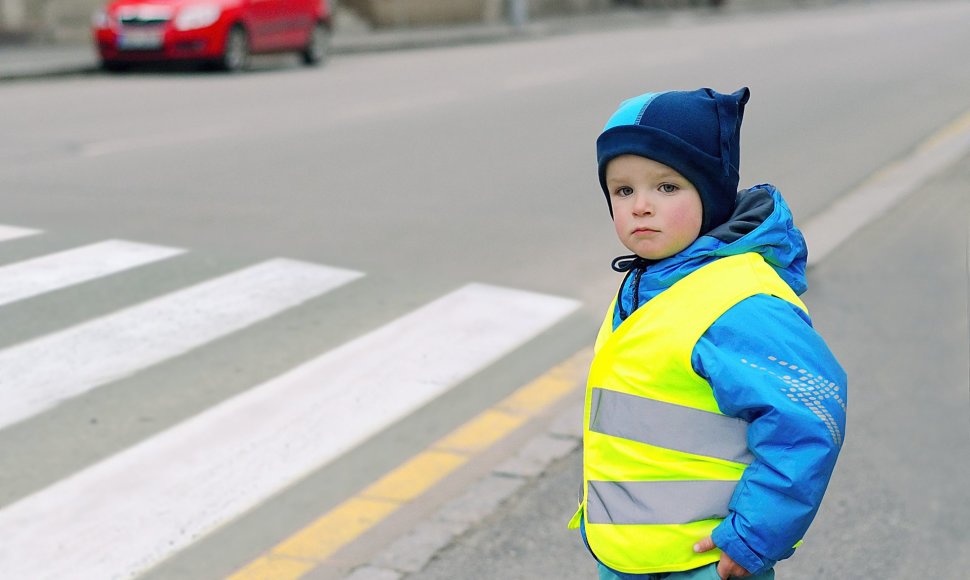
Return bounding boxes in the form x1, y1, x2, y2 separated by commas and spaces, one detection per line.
615, 269, 632, 320
632, 267, 643, 311
612, 254, 649, 321
611, 254, 648, 273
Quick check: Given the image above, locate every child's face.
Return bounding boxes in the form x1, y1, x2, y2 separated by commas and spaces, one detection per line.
605, 155, 703, 260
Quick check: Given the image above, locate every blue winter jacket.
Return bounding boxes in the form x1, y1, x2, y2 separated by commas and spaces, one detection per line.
592, 185, 847, 576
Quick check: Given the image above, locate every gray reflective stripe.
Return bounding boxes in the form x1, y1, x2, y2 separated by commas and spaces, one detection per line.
586, 480, 737, 525
589, 388, 754, 465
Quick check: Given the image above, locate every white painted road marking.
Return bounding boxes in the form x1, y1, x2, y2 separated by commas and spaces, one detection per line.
0, 258, 362, 431
0, 284, 579, 579
0, 224, 41, 242
0, 240, 184, 307
803, 108, 970, 265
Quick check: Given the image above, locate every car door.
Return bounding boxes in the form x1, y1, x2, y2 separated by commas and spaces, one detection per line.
276, 0, 313, 49
246, 0, 288, 51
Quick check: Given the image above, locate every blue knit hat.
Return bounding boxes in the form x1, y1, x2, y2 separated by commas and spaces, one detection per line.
597, 87, 750, 234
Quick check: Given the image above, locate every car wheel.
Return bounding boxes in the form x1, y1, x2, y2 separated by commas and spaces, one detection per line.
300, 22, 331, 66
220, 25, 249, 72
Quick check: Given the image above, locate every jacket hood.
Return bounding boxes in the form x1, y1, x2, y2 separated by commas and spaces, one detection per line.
614, 184, 808, 295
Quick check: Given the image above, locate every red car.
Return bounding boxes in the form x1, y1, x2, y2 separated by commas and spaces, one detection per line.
92, 0, 331, 72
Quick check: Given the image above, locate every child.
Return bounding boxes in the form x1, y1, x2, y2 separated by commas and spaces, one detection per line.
568, 88, 847, 580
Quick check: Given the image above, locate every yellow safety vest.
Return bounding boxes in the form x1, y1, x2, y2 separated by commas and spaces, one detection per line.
569, 252, 807, 574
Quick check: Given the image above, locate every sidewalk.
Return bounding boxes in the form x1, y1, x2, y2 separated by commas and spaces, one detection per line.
0, 0, 884, 82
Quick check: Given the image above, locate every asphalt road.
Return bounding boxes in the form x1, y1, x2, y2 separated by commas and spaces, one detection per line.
0, 1, 968, 578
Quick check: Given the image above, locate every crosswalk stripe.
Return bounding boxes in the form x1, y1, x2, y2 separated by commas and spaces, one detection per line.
0, 283, 579, 579
0, 240, 184, 307
229, 348, 591, 580
0, 258, 362, 432
0, 224, 41, 242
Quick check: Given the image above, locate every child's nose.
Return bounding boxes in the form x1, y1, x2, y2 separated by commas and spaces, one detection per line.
632, 193, 654, 215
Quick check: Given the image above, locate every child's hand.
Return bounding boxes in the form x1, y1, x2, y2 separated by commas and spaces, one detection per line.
693, 536, 752, 579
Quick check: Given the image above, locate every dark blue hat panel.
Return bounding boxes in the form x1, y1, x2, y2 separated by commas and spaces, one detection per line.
639, 90, 722, 160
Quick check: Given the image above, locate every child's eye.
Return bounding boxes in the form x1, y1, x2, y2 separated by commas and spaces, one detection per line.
614, 186, 634, 197
659, 183, 679, 194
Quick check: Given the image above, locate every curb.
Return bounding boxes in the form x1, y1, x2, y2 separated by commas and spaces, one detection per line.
330, 22, 544, 55
344, 400, 584, 580
0, 63, 99, 83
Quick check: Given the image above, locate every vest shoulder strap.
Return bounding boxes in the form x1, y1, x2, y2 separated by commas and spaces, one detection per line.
599, 253, 807, 362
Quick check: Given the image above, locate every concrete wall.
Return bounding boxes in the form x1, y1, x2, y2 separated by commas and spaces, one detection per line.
342, 0, 494, 27
0, 0, 614, 40
295, 0, 610, 29
4, 0, 855, 42
1, 0, 104, 41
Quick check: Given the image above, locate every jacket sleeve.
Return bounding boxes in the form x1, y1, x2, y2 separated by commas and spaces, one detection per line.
691, 294, 847, 575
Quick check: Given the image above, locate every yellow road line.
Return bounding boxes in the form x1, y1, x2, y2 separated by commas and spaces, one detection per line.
226, 348, 590, 580
917, 108, 970, 153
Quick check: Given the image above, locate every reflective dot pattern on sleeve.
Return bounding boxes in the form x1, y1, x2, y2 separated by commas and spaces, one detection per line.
740, 355, 845, 446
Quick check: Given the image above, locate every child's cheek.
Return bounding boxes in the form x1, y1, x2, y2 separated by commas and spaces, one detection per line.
667, 205, 695, 232
669, 201, 703, 237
